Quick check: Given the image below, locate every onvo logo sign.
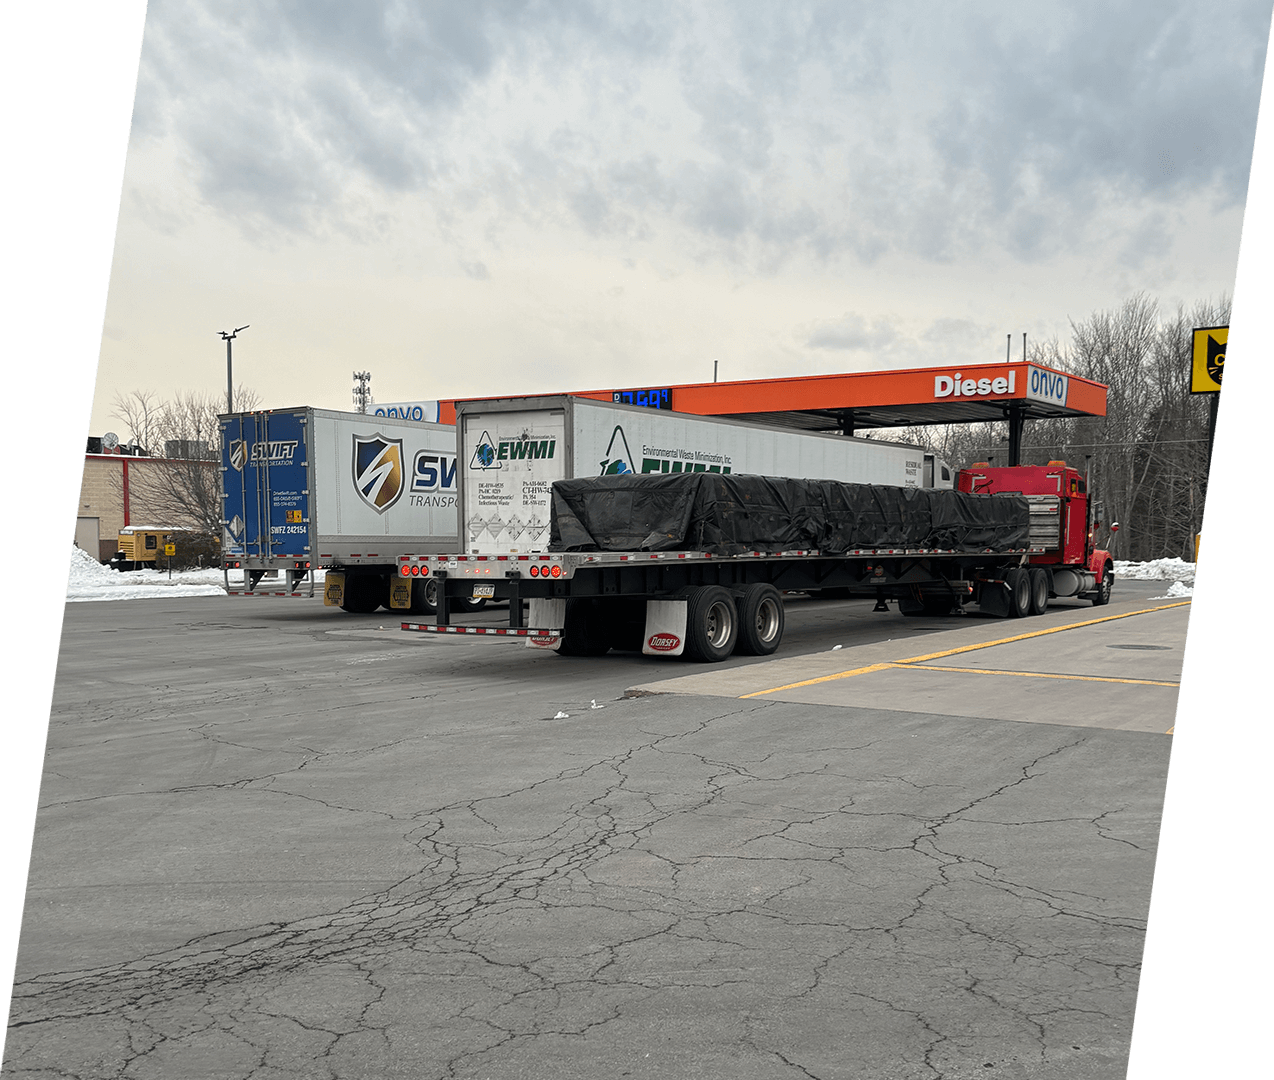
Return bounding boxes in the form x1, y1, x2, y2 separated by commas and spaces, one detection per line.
934, 370, 1016, 399
1025, 365, 1069, 406
647, 633, 681, 652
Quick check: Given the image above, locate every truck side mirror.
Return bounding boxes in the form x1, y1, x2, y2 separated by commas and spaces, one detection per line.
1110, 522, 1120, 533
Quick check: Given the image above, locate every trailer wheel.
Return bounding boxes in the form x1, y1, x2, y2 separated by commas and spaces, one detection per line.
684, 586, 739, 663
735, 584, 784, 656
410, 577, 439, 615
459, 596, 488, 612
1091, 563, 1114, 606
340, 573, 382, 614
1028, 568, 1049, 616
558, 598, 611, 657
1004, 568, 1032, 619
605, 598, 648, 653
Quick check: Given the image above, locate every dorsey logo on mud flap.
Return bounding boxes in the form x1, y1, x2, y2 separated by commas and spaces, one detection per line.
647, 633, 681, 652
352, 434, 405, 513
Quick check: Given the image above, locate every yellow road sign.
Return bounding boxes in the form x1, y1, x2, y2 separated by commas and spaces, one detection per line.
1191, 325, 1227, 394
164, 544, 176, 556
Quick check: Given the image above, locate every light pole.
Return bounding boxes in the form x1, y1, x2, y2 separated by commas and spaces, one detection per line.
220, 325, 249, 412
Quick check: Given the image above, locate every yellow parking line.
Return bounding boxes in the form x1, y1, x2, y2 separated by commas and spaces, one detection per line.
903, 663, 1180, 688
892, 602, 1191, 666
741, 600, 1190, 698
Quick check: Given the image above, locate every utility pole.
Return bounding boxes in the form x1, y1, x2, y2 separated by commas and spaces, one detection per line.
219, 325, 249, 412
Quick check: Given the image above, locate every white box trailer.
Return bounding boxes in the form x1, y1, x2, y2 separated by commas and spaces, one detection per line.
456, 395, 952, 556
219, 406, 470, 613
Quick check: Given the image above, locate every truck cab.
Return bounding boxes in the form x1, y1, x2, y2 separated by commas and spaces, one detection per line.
957, 460, 1113, 600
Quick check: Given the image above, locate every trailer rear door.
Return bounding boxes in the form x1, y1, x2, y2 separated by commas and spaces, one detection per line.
221, 410, 311, 561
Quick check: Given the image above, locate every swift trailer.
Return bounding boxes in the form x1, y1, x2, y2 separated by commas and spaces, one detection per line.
220, 406, 476, 615
394, 397, 1114, 661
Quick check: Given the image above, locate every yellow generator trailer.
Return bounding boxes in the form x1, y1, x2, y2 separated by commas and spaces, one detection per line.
109, 527, 174, 571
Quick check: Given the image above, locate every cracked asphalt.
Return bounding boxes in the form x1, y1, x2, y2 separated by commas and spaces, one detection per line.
6, 586, 1175, 1079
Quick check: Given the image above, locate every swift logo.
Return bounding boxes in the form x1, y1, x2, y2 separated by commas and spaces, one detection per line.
228, 439, 247, 471
352, 434, 405, 513
646, 633, 681, 652
249, 440, 299, 464
411, 452, 457, 492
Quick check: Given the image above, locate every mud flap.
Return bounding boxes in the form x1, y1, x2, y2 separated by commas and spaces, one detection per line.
642, 600, 688, 657
323, 571, 346, 607
526, 598, 566, 650
977, 581, 1011, 618
389, 579, 413, 610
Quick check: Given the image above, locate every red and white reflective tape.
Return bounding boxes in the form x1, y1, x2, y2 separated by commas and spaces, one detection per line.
401, 622, 562, 637
226, 590, 308, 597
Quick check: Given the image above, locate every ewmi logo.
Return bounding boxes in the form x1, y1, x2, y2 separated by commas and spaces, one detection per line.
470, 430, 557, 469
352, 434, 405, 513
599, 426, 636, 474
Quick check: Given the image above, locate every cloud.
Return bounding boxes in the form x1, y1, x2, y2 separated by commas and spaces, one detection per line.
128, 0, 1270, 265
806, 312, 898, 352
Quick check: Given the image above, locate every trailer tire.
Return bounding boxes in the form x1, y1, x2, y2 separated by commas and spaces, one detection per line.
735, 584, 784, 656
1004, 568, 1032, 619
340, 573, 382, 614
1028, 568, 1049, 616
558, 598, 611, 657
459, 596, 488, 612
1090, 563, 1114, 606
605, 598, 648, 653
684, 586, 739, 663
410, 577, 439, 615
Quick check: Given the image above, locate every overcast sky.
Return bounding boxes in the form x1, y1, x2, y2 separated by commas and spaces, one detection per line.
88, 0, 1272, 436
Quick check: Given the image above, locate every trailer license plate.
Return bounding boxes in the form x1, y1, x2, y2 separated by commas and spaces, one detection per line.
472, 585, 495, 599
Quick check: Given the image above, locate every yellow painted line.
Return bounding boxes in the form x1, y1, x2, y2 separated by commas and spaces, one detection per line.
891, 601, 1191, 666
1166, 726, 1175, 735
741, 600, 1191, 698
903, 663, 1180, 688
739, 663, 894, 698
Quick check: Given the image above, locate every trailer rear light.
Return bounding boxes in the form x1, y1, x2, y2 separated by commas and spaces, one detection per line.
400, 564, 411, 576
529, 564, 539, 576
550, 564, 562, 578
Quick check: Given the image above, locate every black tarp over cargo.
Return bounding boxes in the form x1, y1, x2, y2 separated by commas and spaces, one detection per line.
549, 473, 1031, 555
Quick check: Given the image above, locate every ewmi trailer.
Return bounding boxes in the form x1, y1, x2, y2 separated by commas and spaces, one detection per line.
219, 407, 472, 614
451, 394, 953, 557
392, 397, 1115, 661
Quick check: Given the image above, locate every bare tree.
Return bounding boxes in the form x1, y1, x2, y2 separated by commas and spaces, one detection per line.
108, 386, 261, 541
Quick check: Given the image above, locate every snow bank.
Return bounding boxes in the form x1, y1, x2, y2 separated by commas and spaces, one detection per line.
66, 545, 229, 602
1114, 557, 1194, 596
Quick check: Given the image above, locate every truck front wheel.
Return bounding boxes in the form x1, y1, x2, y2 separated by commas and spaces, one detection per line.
735, 584, 784, 656
1091, 563, 1114, 606
685, 586, 739, 663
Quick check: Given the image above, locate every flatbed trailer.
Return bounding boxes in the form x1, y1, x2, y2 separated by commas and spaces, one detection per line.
395, 456, 1114, 662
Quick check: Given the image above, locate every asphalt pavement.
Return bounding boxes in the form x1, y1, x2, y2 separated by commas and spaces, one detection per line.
5, 581, 1182, 1079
